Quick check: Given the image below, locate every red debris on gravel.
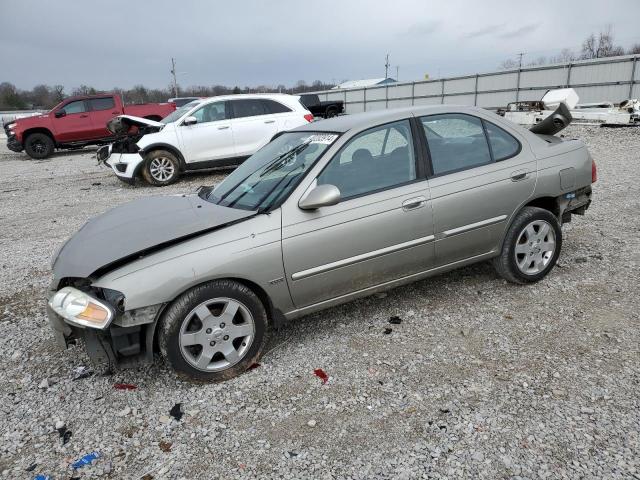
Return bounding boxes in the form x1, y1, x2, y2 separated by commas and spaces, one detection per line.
313, 368, 329, 384
113, 383, 137, 391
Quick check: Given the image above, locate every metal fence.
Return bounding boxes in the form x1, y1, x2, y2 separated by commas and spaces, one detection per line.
310, 54, 640, 113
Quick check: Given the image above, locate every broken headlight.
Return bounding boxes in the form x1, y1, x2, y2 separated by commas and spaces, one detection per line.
49, 287, 115, 330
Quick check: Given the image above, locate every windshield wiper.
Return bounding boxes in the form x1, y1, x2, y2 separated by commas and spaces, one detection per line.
258, 140, 311, 178
255, 163, 306, 213
209, 140, 311, 205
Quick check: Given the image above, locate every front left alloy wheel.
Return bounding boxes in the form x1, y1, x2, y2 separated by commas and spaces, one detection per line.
158, 280, 270, 382
142, 150, 180, 186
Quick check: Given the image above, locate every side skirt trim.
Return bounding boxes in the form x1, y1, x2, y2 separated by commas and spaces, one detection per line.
285, 251, 496, 319
291, 234, 435, 281
442, 215, 507, 237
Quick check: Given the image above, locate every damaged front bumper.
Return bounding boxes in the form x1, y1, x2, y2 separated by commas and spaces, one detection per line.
99, 147, 145, 184
46, 284, 165, 368
7, 135, 23, 152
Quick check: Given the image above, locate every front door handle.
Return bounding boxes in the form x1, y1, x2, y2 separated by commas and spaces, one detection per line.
402, 196, 427, 211
264, 120, 276, 124
511, 170, 529, 182
217, 125, 230, 130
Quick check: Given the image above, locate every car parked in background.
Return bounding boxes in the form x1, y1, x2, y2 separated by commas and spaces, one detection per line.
4, 94, 175, 159
49, 104, 595, 382
168, 97, 202, 107
299, 94, 344, 118
98, 94, 314, 186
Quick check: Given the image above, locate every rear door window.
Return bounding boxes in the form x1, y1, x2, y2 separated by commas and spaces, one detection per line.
420, 114, 492, 175
230, 99, 268, 118
88, 97, 115, 111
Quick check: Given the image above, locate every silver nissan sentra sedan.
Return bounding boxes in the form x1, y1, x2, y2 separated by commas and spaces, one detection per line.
47, 105, 595, 382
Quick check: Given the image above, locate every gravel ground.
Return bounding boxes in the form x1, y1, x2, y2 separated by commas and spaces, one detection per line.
1, 126, 639, 479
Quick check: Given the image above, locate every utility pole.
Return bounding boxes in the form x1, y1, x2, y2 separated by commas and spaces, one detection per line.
170, 57, 178, 98
517, 52, 525, 69
385, 53, 390, 79
396, 65, 399, 82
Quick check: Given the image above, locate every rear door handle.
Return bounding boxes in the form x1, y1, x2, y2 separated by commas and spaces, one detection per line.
80, 114, 89, 118
402, 196, 427, 211
264, 120, 276, 124
510, 170, 529, 182
217, 125, 230, 130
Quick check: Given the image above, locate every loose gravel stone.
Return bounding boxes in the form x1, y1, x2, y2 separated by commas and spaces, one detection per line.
0, 125, 639, 478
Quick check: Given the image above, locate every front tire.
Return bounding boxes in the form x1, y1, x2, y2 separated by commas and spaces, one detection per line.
158, 280, 271, 382
493, 207, 562, 284
24, 133, 55, 159
141, 150, 180, 186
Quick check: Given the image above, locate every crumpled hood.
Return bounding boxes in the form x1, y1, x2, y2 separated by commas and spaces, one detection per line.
106, 115, 165, 135
52, 194, 256, 280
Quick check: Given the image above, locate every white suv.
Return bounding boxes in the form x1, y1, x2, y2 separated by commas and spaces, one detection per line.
99, 94, 314, 186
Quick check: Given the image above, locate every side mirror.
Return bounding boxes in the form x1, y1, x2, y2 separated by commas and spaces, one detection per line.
299, 184, 341, 210
183, 116, 197, 126
54, 110, 66, 118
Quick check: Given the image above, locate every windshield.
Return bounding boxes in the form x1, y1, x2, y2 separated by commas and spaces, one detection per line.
201, 131, 338, 211
161, 100, 201, 124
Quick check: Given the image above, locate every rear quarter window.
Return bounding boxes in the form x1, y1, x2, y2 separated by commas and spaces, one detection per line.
263, 99, 292, 114
483, 121, 520, 160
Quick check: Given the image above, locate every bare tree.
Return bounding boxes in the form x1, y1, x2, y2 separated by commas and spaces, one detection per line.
628, 43, 640, 55
549, 48, 576, 64
581, 26, 625, 59
72, 85, 97, 96
52, 85, 65, 103
500, 59, 519, 70
0, 82, 26, 109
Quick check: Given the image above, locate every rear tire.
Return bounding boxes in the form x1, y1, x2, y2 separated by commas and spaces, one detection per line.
141, 150, 180, 186
158, 280, 271, 382
493, 207, 562, 284
325, 107, 338, 118
24, 133, 55, 159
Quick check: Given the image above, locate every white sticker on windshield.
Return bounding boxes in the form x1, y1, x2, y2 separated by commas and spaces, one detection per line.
308, 134, 338, 144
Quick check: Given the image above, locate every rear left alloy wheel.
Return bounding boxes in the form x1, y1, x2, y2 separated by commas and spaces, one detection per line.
493, 206, 562, 284
142, 150, 180, 186
158, 280, 270, 382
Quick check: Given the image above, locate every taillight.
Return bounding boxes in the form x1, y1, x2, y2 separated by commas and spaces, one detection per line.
304, 113, 314, 123
591, 159, 597, 183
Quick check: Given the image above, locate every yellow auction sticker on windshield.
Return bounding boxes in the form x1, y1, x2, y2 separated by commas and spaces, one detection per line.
308, 134, 338, 144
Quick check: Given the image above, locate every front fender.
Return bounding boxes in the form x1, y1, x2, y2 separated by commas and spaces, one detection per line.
91, 211, 294, 315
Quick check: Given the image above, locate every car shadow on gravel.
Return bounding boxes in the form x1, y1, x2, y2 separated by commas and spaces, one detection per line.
263, 261, 498, 358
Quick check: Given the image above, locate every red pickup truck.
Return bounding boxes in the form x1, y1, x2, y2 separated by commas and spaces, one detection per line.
4, 94, 175, 159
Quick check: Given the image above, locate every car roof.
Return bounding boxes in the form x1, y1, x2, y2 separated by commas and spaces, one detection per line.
291, 105, 495, 133
199, 93, 299, 102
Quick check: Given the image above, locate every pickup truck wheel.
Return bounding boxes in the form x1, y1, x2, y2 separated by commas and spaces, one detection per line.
325, 107, 338, 118
141, 150, 180, 186
24, 133, 54, 159
493, 207, 562, 284
158, 280, 271, 382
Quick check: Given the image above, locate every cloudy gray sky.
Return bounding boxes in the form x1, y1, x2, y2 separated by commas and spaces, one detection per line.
1, 0, 639, 90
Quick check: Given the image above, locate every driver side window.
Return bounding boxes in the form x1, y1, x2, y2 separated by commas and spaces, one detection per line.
191, 102, 228, 124
317, 119, 416, 199
62, 100, 87, 114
